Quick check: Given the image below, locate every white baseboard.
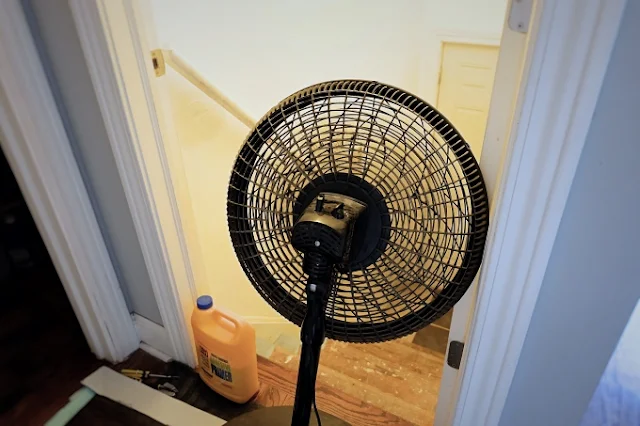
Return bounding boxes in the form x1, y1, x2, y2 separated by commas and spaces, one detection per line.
133, 314, 174, 361
139, 342, 172, 363
83, 367, 225, 425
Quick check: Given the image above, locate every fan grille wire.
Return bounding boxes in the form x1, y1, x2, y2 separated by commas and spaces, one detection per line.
227, 80, 489, 343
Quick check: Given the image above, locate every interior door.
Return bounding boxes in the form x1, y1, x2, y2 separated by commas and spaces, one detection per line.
434, 42, 499, 426
437, 42, 499, 155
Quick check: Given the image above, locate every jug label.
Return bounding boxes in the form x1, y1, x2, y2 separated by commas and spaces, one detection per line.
210, 354, 233, 382
197, 344, 212, 375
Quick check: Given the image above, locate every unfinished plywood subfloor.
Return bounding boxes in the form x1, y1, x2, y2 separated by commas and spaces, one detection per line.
270, 338, 444, 425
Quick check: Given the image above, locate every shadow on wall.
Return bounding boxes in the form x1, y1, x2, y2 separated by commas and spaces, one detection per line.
580, 300, 640, 426
159, 67, 278, 321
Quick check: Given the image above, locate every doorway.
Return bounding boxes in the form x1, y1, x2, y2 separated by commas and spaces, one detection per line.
53, 0, 629, 424
437, 42, 500, 156
134, 1, 509, 423
0, 148, 102, 425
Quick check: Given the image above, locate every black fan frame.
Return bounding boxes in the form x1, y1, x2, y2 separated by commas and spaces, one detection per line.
227, 80, 489, 343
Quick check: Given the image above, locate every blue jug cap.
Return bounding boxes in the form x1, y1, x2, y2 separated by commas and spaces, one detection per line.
196, 295, 213, 310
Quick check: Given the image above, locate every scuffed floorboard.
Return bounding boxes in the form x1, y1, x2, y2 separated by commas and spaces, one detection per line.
270, 339, 445, 425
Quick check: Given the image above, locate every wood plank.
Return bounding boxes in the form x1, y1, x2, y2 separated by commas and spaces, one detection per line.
320, 342, 442, 403
270, 339, 444, 426
317, 359, 431, 426
255, 378, 295, 407
354, 340, 445, 377
257, 357, 410, 426
269, 347, 430, 425
82, 366, 224, 426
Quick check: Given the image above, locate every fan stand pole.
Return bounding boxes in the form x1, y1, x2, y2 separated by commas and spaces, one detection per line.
291, 275, 329, 425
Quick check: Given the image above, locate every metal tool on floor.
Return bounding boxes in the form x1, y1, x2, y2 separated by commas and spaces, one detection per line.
157, 382, 179, 397
120, 369, 179, 381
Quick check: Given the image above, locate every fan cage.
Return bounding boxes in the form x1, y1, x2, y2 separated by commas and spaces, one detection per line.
227, 80, 488, 343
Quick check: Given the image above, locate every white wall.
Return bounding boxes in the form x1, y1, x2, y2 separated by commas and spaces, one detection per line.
498, 1, 640, 424
150, 0, 507, 111
146, 0, 507, 325
154, 67, 279, 320
151, 0, 425, 119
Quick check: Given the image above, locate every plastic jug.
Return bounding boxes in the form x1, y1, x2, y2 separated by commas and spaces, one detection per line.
191, 295, 259, 403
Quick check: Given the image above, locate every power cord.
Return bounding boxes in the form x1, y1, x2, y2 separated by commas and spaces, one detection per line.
313, 396, 322, 426
312, 349, 322, 426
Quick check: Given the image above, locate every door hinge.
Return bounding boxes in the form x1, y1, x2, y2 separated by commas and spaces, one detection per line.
447, 340, 464, 369
508, 0, 533, 33
151, 49, 166, 77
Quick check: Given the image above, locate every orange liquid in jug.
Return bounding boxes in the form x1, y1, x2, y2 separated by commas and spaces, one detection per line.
191, 295, 259, 403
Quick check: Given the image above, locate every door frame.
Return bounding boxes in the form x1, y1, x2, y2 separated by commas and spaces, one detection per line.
0, 0, 139, 363
68, 0, 197, 366
449, 1, 627, 424
63, 0, 627, 423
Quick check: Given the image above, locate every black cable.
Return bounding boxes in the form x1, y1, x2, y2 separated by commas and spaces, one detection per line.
313, 395, 322, 426
312, 347, 322, 426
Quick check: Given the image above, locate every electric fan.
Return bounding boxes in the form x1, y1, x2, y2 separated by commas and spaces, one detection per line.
226, 80, 489, 425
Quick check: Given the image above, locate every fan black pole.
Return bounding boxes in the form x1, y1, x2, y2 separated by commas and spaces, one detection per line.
292, 254, 331, 424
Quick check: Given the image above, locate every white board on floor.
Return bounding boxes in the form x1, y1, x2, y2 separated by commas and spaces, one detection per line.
82, 366, 225, 426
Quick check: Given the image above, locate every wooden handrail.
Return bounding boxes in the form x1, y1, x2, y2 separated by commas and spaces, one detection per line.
153, 49, 256, 129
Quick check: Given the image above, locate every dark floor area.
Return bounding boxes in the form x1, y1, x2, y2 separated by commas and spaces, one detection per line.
0, 147, 103, 425
0, 259, 103, 426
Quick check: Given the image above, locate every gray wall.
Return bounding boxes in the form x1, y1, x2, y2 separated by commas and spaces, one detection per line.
23, 0, 163, 325
498, 2, 640, 425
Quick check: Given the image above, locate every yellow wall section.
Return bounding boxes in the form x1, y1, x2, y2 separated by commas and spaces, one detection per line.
158, 68, 277, 320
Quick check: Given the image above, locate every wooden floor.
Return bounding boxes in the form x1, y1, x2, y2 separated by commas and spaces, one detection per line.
68, 349, 407, 425
270, 338, 445, 425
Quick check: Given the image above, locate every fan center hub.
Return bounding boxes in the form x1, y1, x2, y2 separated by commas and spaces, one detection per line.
293, 173, 390, 272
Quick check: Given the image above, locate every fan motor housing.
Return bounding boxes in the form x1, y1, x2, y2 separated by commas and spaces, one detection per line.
293, 173, 390, 273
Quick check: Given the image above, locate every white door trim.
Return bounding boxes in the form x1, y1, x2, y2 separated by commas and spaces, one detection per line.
69, 0, 197, 366
0, 0, 139, 363
65, 0, 627, 423
434, 30, 502, 47
451, 1, 627, 425
133, 313, 173, 362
